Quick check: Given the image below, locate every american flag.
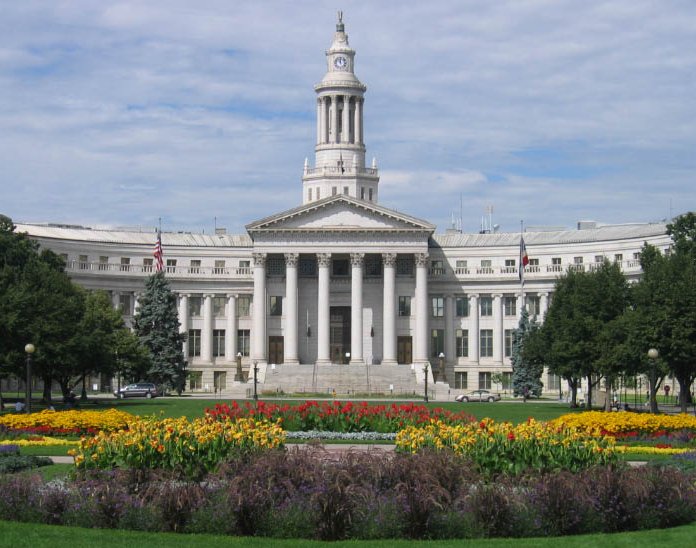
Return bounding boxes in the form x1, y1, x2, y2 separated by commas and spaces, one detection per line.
154, 232, 164, 272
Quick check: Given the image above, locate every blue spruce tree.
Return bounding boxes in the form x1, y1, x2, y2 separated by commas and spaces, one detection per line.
511, 307, 543, 400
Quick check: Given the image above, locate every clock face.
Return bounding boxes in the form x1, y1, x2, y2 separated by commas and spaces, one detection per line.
333, 56, 347, 69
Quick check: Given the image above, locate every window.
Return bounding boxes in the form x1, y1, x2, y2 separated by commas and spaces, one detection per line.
614, 254, 623, 263
527, 296, 540, 316
368, 188, 373, 201
594, 255, 604, 264
238, 260, 251, 271
237, 296, 251, 317
99, 256, 109, 271
455, 295, 468, 317
166, 259, 177, 273
454, 372, 468, 390
316, 188, 320, 200
431, 296, 444, 317
213, 330, 225, 357
456, 329, 468, 357
480, 329, 493, 357
505, 259, 516, 267
455, 259, 468, 274
529, 258, 539, 266
189, 296, 202, 317
504, 329, 514, 357
552, 257, 562, 265
189, 371, 202, 391
504, 296, 516, 316
365, 255, 382, 277
398, 296, 411, 317
430, 329, 444, 358
574, 256, 583, 264
237, 329, 250, 357
119, 294, 132, 315
270, 296, 283, 316
188, 329, 201, 357
213, 260, 225, 274
479, 372, 492, 390
480, 296, 493, 316
479, 259, 492, 274
396, 255, 414, 276
430, 259, 444, 275
501, 372, 512, 390
332, 258, 349, 276
79, 254, 89, 269
267, 257, 285, 277
213, 296, 226, 317
299, 256, 317, 277
189, 260, 201, 274
548, 373, 562, 391
633, 252, 641, 260
119, 257, 130, 272
143, 258, 153, 272
360, 187, 365, 199
214, 371, 227, 392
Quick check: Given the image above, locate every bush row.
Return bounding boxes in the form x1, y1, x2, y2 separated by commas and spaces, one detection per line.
1, 449, 694, 540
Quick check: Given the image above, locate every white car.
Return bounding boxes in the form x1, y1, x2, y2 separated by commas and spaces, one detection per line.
455, 390, 502, 403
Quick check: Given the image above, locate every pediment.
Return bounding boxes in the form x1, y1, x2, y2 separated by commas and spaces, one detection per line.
246, 195, 434, 235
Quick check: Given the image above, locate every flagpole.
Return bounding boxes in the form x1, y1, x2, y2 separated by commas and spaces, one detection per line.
520, 220, 525, 314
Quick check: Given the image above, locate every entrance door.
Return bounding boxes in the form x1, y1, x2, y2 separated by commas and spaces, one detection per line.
330, 306, 351, 364
268, 336, 284, 364
397, 336, 412, 365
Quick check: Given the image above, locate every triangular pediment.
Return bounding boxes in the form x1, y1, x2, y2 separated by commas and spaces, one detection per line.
246, 195, 435, 235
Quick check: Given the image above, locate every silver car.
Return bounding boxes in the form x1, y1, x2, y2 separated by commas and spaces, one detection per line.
114, 383, 159, 399
455, 390, 502, 403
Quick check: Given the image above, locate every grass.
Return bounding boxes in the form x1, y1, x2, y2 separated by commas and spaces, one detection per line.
1, 519, 696, 547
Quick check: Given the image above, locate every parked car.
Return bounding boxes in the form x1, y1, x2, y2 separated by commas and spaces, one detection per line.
455, 390, 501, 403
113, 383, 159, 399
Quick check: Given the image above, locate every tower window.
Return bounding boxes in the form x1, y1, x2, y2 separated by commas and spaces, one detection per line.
368, 188, 373, 201
360, 187, 365, 200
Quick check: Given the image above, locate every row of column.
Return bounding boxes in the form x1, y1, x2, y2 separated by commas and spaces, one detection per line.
252, 251, 430, 366
317, 95, 364, 145
177, 293, 239, 364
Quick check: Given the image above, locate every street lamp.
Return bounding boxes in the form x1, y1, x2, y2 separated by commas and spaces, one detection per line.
235, 352, 243, 382
423, 362, 429, 403
24, 344, 35, 413
252, 360, 259, 401
438, 352, 446, 383
648, 348, 659, 412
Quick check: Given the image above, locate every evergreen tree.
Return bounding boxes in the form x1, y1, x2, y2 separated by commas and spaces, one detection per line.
133, 272, 187, 394
511, 307, 543, 400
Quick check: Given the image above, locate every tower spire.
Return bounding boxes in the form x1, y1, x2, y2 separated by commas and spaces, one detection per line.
337, 10, 344, 32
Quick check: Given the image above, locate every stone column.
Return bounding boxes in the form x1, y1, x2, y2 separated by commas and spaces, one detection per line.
342, 95, 351, 143
493, 293, 503, 364
225, 294, 237, 362
539, 292, 549, 322
469, 294, 479, 364
323, 96, 330, 143
252, 253, 267, 364
517, 292, 525, 321
355, 98, 363, 145
317, 253, 331, 364
202, 294, 213, 363
331, 95, 339, 144
111, 291, 120, 310
445, 294, 455, 368
132, 292, 140, 316
179, 294, 189, 358
414, 253, 429, 364
350, 253, 364, 364
284, 253, 299, 364
316, 98, 322, 145
382, 253, 397, 365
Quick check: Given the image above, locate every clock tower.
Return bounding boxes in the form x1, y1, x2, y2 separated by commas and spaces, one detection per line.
302, 12, 380, 204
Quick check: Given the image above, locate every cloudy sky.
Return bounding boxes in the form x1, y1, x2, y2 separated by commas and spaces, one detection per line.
2, 0, 695, 235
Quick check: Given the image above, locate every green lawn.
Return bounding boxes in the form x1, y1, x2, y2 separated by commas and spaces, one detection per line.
1, 519, 695, 547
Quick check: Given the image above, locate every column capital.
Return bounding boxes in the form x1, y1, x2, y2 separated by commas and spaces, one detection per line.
284, 253, 299, 267
317, 253, 331, 267
226, 293, 238, 299
202, 293, 215, 299
468, 293, 480, 300
415, 253, 429, 267
539, 292, 549, 297
252, 252, 266, 267
382, 252, 397, 267
350, 252, 364, 267
492, 293, 503, 299
178, 293, 191, 298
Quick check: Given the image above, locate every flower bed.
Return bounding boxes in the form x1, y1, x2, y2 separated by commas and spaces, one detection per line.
0, 409, 135, 435
395, 418, 617, 474
0, 436, 78, 447
550, 411, 696, 436
71, 415, 285, 478
206, 400, 476, 433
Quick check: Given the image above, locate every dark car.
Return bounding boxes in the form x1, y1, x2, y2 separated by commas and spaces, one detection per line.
114, 383, 159, 399
455, 390, 502, 403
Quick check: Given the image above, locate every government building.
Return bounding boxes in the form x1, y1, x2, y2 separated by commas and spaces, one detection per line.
14, 16, 670, 399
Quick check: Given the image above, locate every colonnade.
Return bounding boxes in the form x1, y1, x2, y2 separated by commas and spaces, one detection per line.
316, 94, 364, 145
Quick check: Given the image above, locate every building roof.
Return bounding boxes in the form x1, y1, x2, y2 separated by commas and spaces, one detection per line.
14, 223, 253, 248
432, 222, 668, 248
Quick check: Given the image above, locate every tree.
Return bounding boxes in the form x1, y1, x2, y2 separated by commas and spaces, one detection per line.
133, 272, 187, 393
511, 308, 543, 400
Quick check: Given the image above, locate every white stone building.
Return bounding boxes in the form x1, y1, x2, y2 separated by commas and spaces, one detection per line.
14, 16, 671, 398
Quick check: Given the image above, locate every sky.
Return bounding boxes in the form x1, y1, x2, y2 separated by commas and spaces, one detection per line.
1, 0, 695, 235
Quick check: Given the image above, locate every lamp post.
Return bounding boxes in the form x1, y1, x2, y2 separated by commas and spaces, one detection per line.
235, 352, 243, 382
24, 344, 35, 413
423, 362, 429, 403
438, 352, 446, 383
648, 348, 659, 413
252, 360, 259, 401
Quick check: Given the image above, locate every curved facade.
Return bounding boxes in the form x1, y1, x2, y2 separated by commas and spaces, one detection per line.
15, 16, 671, 397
